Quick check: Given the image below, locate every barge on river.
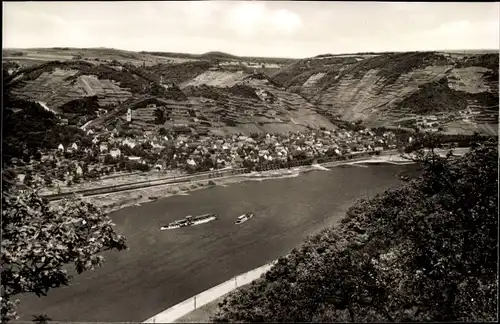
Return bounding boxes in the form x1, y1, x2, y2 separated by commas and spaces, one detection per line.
235, 213, 254, 224
161, 213, 218, 230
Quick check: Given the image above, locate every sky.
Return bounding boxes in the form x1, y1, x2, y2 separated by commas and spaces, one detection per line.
3, 1, 499, 58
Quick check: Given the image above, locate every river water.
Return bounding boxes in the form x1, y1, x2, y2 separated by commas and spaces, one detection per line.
17, 163, 420, 322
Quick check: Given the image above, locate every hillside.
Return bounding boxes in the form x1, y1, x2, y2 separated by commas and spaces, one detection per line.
3, 48, 498, 136
271, 51, 499, 135
3, 54, 336, 134
87, 75, 335, 135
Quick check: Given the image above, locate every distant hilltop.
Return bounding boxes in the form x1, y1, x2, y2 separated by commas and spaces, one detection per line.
199, 51, 238, 59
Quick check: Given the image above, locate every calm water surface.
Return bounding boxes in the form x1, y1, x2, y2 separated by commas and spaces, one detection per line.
18, 164, 419, 322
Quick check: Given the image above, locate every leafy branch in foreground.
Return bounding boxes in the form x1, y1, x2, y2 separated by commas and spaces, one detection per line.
1, 179, 127, 322
212, 136, 498, 322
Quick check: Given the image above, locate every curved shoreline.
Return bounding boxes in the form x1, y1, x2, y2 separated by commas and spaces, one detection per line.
79, 154, 416, 213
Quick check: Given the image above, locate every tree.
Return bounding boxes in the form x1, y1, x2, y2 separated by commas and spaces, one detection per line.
43, 176, 53, 187
159, 127, 167, 136
72, 174, 81, 184
103, 154, 114, 165
212, 136, 498, 322
33, 151, 42, 161
1, 182, 127, 322
22, 155, 30, 164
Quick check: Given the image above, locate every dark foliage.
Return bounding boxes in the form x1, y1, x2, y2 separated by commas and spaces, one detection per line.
142, 61, 212, 85
226, 85, 260, 100
455, 53, 499, 71
58, 96, 102, 116
154, 108, 166, 125
2, 98, 92, 166
148, 83, 187, 101
1, 180, 127, 322
183, 85, 226, 101
396, 77, 499, 114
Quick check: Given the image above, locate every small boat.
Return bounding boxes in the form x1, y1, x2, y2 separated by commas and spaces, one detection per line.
161, 213, 218, 230
235, 213, 254, 225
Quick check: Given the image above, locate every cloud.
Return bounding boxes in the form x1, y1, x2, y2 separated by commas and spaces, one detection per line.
270, 9, 302, 35
2, 1, 498, 57
436, 20, 473, 35
223, 2, 302, 38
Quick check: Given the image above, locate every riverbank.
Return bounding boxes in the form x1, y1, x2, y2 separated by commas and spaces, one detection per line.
51, 147, 469, 213
56, 153, 415, 213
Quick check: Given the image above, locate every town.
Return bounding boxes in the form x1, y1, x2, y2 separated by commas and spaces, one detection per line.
11, 125, 399, 191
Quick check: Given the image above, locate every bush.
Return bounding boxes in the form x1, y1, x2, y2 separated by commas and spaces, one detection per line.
1, 180, 126, 321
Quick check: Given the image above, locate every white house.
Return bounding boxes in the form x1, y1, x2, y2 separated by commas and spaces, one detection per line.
57, 144, 64, 152
75, 165, 83, 176
70, 143, 78, 151
122, 138, 136, 148
100, 143, 108, 153
110, 148, 121, 158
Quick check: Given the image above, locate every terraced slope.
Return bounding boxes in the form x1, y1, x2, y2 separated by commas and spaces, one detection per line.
175, 74, 335, 135
93, 76, 335, 135
10, 69, 132, 111
271, 52, 499, 135
181, 70, 247, 88
4, 61, 146, 111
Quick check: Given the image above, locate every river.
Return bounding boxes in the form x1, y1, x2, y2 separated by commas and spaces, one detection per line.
17, 163, 420, 322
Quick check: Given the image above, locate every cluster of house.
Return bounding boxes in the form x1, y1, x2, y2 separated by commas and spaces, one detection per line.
76, 128, 397, 171
18, 127, 398, 188
457, 108, 482, 123
414, 115, 442, 132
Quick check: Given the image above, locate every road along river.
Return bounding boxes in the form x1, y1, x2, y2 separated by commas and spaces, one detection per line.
17, 163, 420, 322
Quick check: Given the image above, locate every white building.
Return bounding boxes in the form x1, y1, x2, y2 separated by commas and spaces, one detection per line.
110, 148, 121, 158
57, 144, 64, 152
126, 108, 132, 122
100, 143, 108, 153
122, 138, 136, 148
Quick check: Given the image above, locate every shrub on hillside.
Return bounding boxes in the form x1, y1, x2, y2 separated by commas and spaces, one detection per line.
212, 135, 498, 322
